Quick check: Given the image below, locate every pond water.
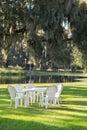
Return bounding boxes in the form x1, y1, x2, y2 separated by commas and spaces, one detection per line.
0, 75, 84, 84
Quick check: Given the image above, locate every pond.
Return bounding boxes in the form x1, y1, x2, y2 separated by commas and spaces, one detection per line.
0, 75, 85, 84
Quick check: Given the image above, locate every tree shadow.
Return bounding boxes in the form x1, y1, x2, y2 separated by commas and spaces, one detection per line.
0, 117, 87, 130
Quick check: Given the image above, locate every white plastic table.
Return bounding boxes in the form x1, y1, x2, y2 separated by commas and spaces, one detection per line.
22, 87, 47, 106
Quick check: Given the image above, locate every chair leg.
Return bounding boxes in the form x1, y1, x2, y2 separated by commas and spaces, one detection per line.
39, 96, 44, 107
30, 96, 33, 105
33, 92, 35, 103
27, 97, 29, 106
54, 98, 56, 106
36, 92, 39, 102
26, 92, 29, 106
15, 98, 19, 108
45, 98, 48, 109
24, 97, 27, 107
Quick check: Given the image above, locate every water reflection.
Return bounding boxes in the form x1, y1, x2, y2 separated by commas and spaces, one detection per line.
0, 75, 79, 84
27, 75, 76, 83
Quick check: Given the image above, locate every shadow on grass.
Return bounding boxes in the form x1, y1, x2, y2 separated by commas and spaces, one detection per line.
0, 117, 87, 130
63, 86, 87, 97
63, 100, 87, 106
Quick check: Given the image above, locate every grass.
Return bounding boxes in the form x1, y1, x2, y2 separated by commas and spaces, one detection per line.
0, 82, 87, 130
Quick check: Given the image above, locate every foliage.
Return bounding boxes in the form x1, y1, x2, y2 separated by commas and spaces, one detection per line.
0, 0, 87, 70
70, 1, 87, 70
71, 46, 83, 70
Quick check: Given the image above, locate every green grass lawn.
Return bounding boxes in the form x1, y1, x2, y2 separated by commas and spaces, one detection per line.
0, 82, 87, 130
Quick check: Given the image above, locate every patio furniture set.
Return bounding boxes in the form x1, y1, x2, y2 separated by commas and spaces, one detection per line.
7, 83, 63, 109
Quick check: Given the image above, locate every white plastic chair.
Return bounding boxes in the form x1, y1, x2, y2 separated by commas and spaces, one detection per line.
40, 85, 58, 109
7, 86, 27, 108
25, 83, 36, 104
54, 83, 63, 105
14, 85, 27, 107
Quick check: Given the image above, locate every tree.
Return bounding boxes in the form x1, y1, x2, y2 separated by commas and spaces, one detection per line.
71, 46, 83, 71
0, 0, 87, 70
70, 1, 87, 71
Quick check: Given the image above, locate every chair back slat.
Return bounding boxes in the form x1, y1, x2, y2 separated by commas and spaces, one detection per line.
14, 85, 24, 97
46, 85, 57, 97
8, 86, 16, 98
55, 83, 63, 98
14, 85, 23, 92
56, 83, 63, 93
